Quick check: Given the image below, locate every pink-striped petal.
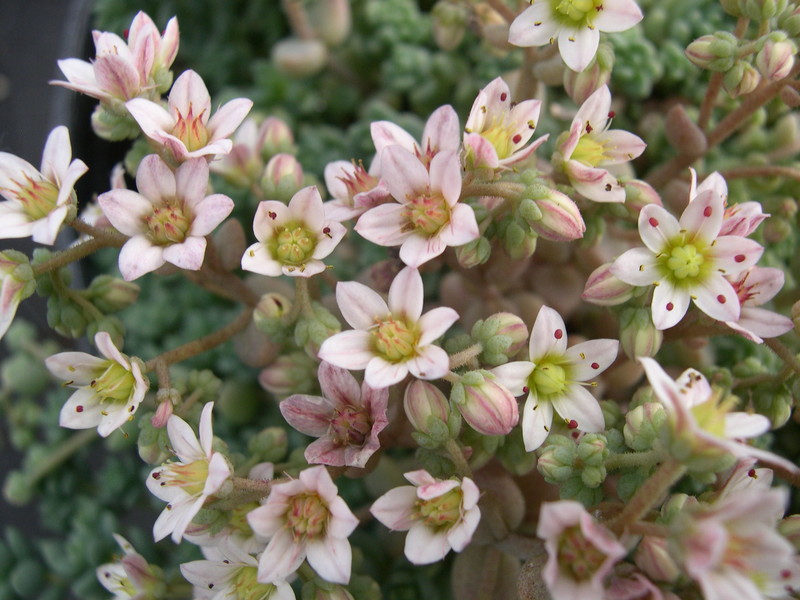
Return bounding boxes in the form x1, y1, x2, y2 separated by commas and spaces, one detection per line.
364, 357, 408, 388
406, 344, 450, 381
399, 234, 447, 268
118, 236, 166, 281
162, 236, 207, 270
417, 306, 459, 345
382, 146, 429, 204
355, 203, 410, 247
97, 189, 151, 236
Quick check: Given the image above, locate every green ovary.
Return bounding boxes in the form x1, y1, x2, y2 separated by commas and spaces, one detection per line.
405, 194, 450, 236
231, 566, 280, 600
666, 245, 704, 280
416, 487, 463, 529
15, 177, 60, 220
145, 202, 191, 245
372, 317, 419, 363
557, 525, 607, 581
529, 359, 569, 397
93, 361, 135, 403
690, 391, 734, 438
274, 224, 316, 266
286, 492, 329, 539
549, 0, 603, 28
479, 120, 514, 160
571, 135, 607, 167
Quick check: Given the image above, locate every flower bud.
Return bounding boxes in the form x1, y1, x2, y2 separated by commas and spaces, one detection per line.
272, 37, 328, 77
580, 464, 607, 488
431, 0, 469, 51
577, 433, 609, 467
453, 370, 519, 436
248, 427, 289, 463
582, 262, 635, 306
634, 536, 681, 582
258, 116, 296, 162
307, 0, 352, 46
151, 389, 177, 428
755, 36, 796, 81
258, 352, 318, 398
261, 153, 305, 203
685, 33, 737, 72
455, 236, 491, 268
619, 307, 663, 359
723, 61, 761, 97
624, 179, 662, 214
537, 435, 576, 483
738, 0, 788, 20
524, 187, 586, 242
624, 402, 667, 452
501, 219, 538, 260
564, 42, 614, 104
86, 275, 140, 313
779, 4, 800, 36
404, 380, 451, 435
137, 416, 170, 464
473, 312, 529, 365
664, 104, 707, 157
90, 105, 141, 141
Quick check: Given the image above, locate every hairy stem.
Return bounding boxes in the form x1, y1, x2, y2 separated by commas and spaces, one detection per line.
449, 343, 483, 370
444, 438, 473, 478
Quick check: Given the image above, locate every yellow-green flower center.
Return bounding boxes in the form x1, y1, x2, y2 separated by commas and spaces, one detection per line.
371, 317, 419, 363
666, 244, 704, 280
273, 223, 317, 266
174, 104, 210, 151
556, 525, 608, 581
160, 459, 210, 496
415, 487, 463, 529
404, 193, 451, 236
689, 389, 734, 439
9, 175, 61, 220
145, 201, 192, 245
93, 360, 136, 403
529, 359, 570, 397
478, 119, 516, 160
571, 135, 607, 167
549, 0, 604, 28
286, 492, 329, 540
230, 566, 280, 600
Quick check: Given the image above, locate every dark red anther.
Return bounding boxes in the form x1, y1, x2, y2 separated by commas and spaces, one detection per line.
567, 419, 578, 429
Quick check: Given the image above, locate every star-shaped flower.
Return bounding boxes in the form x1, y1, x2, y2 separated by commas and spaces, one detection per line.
610, 174, 764, 330
509, 0, 643, 72
492, 305, 618, 451
318, 267, 458, 388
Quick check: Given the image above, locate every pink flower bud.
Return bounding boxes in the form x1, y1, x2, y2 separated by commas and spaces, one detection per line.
756, 37, 796, 81
258, 352, 318, 399
486, 312, 529, 358
404, 380, 451, 434
432, 0, 469, 51
457, 371, 519, 436
261, 153, 304, 201
582, 262, 635, 306
723, 61, 761, 97
151, 396, 174, 428
634, 536, 681, 582
259, 116, 296, 160
686, 33, 736, 71
528, 188, 586, 242
624, 179, 662, 214
564, 43, 614, 105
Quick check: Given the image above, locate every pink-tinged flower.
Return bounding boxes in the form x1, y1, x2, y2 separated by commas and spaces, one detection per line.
725, 267, 793, 343
247, 465, 359, 584
582, 262, 635, 306
0, 126, 88, 245
181, 540, 295, 600
690, 170, 769, 237
0, 251, 35, 341
538, 500, 626, 600
46, 332, 149, 438
371, 104, 461, 172
241, 186, 346, 278
318, 266, 459, 388
323, 159, 390, 222
670, 486, 797, 600
147, 402, 232, 543
463, 77, 547, 169
126, 70, 253, 163
554, 85, 645, 203
355, 148, 478, 267
454, 370, 519, 436
605, 569, 671, 600
279, 361, 389, 468
509, 0, 643, 72
610, 177, 764, 330
98, 155, 234, 281
492, 306, 618, 451
527, 187, 587, 242
54, 12, 179, 107
639, 357, 800, 475
370, 470, 480, 565
97, 534, 165, 600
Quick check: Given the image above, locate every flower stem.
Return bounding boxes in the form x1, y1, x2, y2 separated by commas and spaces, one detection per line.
286, 276, 314, 323
449, 343, 483, 370
608, 458, 686, 536
444, 438, 473, 478
144, 308, 253, 371
605, 448, 665, 471
26, 429, 97, 488
462, 181, 525, 200
485, 0, 517, 23
765, 337, 800, 376
32, 236, 115, 277
718, 165, 800, 183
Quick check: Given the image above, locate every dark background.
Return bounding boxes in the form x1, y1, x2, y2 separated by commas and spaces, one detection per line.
0, 0, 94, 533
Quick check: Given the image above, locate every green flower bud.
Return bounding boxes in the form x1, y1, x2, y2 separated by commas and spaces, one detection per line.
248, 427, 289, 463
624, 402, 667, 451
272, 37, 328, 78
90, 104, 141, 141
3, 471, 33, 506
455, 236, 491, 268
502, 219, 537, 260
473, 312, 529, 365
537, 436, 576, 483
738, 0, 788, 20
686, 33, 737, 71
577, 433, 609, 466
560, 475, 604, 507
599, 400, 623, 430
723, 61, 761, 97
86, 275, 140, 313
431, 0, 469, 51
404, 380, 453, 440
261, 153, 305, 203
753, 387, 792, 428
619, 308, 663, 359
580, 464, 607, 488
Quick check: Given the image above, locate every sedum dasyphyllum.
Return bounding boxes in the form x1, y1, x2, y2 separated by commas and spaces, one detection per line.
98, 154, 234, 281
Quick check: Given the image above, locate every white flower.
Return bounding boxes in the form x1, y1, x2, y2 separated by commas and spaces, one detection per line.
509, 0, 643, 72
370, 470, 481, 565
492, 305, 618, 451
0, 126, 87, 244
318, 266, 459, 388
147, 402, 232, 543
97, 534, 164, 600
247, 465, 359, 585
46, 332, 149, 437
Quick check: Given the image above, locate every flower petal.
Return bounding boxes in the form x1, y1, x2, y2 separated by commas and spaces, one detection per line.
257, 527, 306, 584
681, 189, 724, 245
508, 3, 559, 48
593, 0, 644, 32
558, 26, 600, 73
382, 146, 429, 204
306, 536, 352, 584
691, 274, 740, 323
370, 486, 417, 530
288, 186, 325, 231
404, 522, 451, 565
162, 236, 207, 270
651, 281, 691, 330
550, 385, 605, 432
521, 393, 554, 451
491, 361, 535, 396
610, 248, 659, 287
318, 330, 375, 370
417, 306, 459, 346
336, 280, 388, 330
364, 357, 408, 388
406, 344, 450, 381
388, 266, 423, 321
118, 236, 166, 281
638, 205, 681, 254
529, 305, 567, 359
565, 339, 619, 381
355, 203, 410, 247
280, 394, 333, 436
399, 234, 447, 268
